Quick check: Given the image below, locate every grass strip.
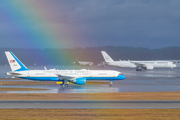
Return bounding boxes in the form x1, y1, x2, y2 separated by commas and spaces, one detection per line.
0, 88, 47, 91
0, 92, 180, 100
0, 81, 55, 85
0, 78, 23, 80
0, 109, 179, 120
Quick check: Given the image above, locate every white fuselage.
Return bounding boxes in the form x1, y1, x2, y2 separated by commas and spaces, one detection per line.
77, 61, 94, 66
106, 61, 136, 68
106, 60, 176, 69
7, 69, 125, 81
132, 61, 176, 68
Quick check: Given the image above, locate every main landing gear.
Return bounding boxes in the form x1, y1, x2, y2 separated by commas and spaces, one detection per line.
109, 80, 114, 87
60, 80, 68, 89
136, 69, 142, 71
136, 66, 142, 71
60, 84, 68, 88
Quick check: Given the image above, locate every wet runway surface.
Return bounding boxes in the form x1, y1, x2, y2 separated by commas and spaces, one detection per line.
1, 66, 180, 109
0, 100, 180, 109
0, 67, 180, 93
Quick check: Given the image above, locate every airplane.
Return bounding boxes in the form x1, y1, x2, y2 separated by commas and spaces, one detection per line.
5, 51, 126, 87
74, 61, 94, 66
101, 51, 177, 71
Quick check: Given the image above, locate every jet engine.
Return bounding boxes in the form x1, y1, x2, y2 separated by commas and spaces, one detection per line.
146, 66, 154, 70
73, 78, 86, 85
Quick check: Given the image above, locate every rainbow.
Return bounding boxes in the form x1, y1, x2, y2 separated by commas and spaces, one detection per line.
0, 1, 83, 65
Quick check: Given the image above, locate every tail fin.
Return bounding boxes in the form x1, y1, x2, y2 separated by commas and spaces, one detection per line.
5, 51, 29, 71
101, 51, 114, 62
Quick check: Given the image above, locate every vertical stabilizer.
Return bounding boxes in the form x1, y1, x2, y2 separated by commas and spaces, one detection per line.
5, 51, 29, 71
101, 51, 114, 62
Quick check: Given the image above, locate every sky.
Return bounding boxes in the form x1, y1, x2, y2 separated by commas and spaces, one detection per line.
0, 0, 180, 49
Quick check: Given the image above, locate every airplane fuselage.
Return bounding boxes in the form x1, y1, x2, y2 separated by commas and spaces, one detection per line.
132, 61, 176, 68
7, 69, 125, 81
77, 61, 94, 66
106, 61, 136, 68
106, 61, 176, 68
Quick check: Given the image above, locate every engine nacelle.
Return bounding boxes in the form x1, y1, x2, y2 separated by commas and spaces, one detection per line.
146, 66, 154, 70
74, 78, 86, 85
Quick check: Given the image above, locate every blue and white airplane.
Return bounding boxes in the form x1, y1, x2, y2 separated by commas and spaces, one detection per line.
5, 51, 126, 87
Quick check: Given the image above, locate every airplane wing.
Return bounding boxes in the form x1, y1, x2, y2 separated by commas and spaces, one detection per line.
9, 72, 22, 75
130, 62, 147, 67
57, 74, 87, 85
57, 74, 76, 81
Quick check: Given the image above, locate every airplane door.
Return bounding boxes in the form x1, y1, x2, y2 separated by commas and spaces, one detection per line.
113, 72, 116, 77
43, 71, 46, 75
27, 72, 30, 77
89, 71, 92, 77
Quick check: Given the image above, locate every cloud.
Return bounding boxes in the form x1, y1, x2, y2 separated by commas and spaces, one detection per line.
1, 0, 180, 48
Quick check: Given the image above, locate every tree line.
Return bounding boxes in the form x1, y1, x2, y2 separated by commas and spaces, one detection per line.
1, 46, 180, 66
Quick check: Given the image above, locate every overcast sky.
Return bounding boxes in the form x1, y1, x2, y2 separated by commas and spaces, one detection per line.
0, 0, 180, 49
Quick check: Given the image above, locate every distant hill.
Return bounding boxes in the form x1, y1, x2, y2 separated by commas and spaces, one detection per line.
1, 46, 180, 66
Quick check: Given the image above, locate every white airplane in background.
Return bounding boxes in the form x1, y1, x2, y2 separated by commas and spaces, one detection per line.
75, 61, 94, 66
5, 51, 126, 87
101, 51, 177, 71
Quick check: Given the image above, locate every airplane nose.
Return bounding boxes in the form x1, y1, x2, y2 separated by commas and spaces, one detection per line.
118, 75, 126, 80
6, 72, 11, 76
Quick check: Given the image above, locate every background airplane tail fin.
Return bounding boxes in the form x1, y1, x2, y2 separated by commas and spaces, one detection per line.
5, 51, 29, 72
101, 51, 114, 62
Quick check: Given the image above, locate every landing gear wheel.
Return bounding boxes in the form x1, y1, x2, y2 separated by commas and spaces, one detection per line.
60, 84, 68, 89
109, 80, 114, 87
136, 69, 142, 71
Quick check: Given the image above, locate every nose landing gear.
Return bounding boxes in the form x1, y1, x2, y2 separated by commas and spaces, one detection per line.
109, 80, 114, 87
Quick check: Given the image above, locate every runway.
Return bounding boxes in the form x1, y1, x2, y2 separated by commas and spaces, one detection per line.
0, 100, 180, 109
1, 66, 180, 109
0, 66, 180, 93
